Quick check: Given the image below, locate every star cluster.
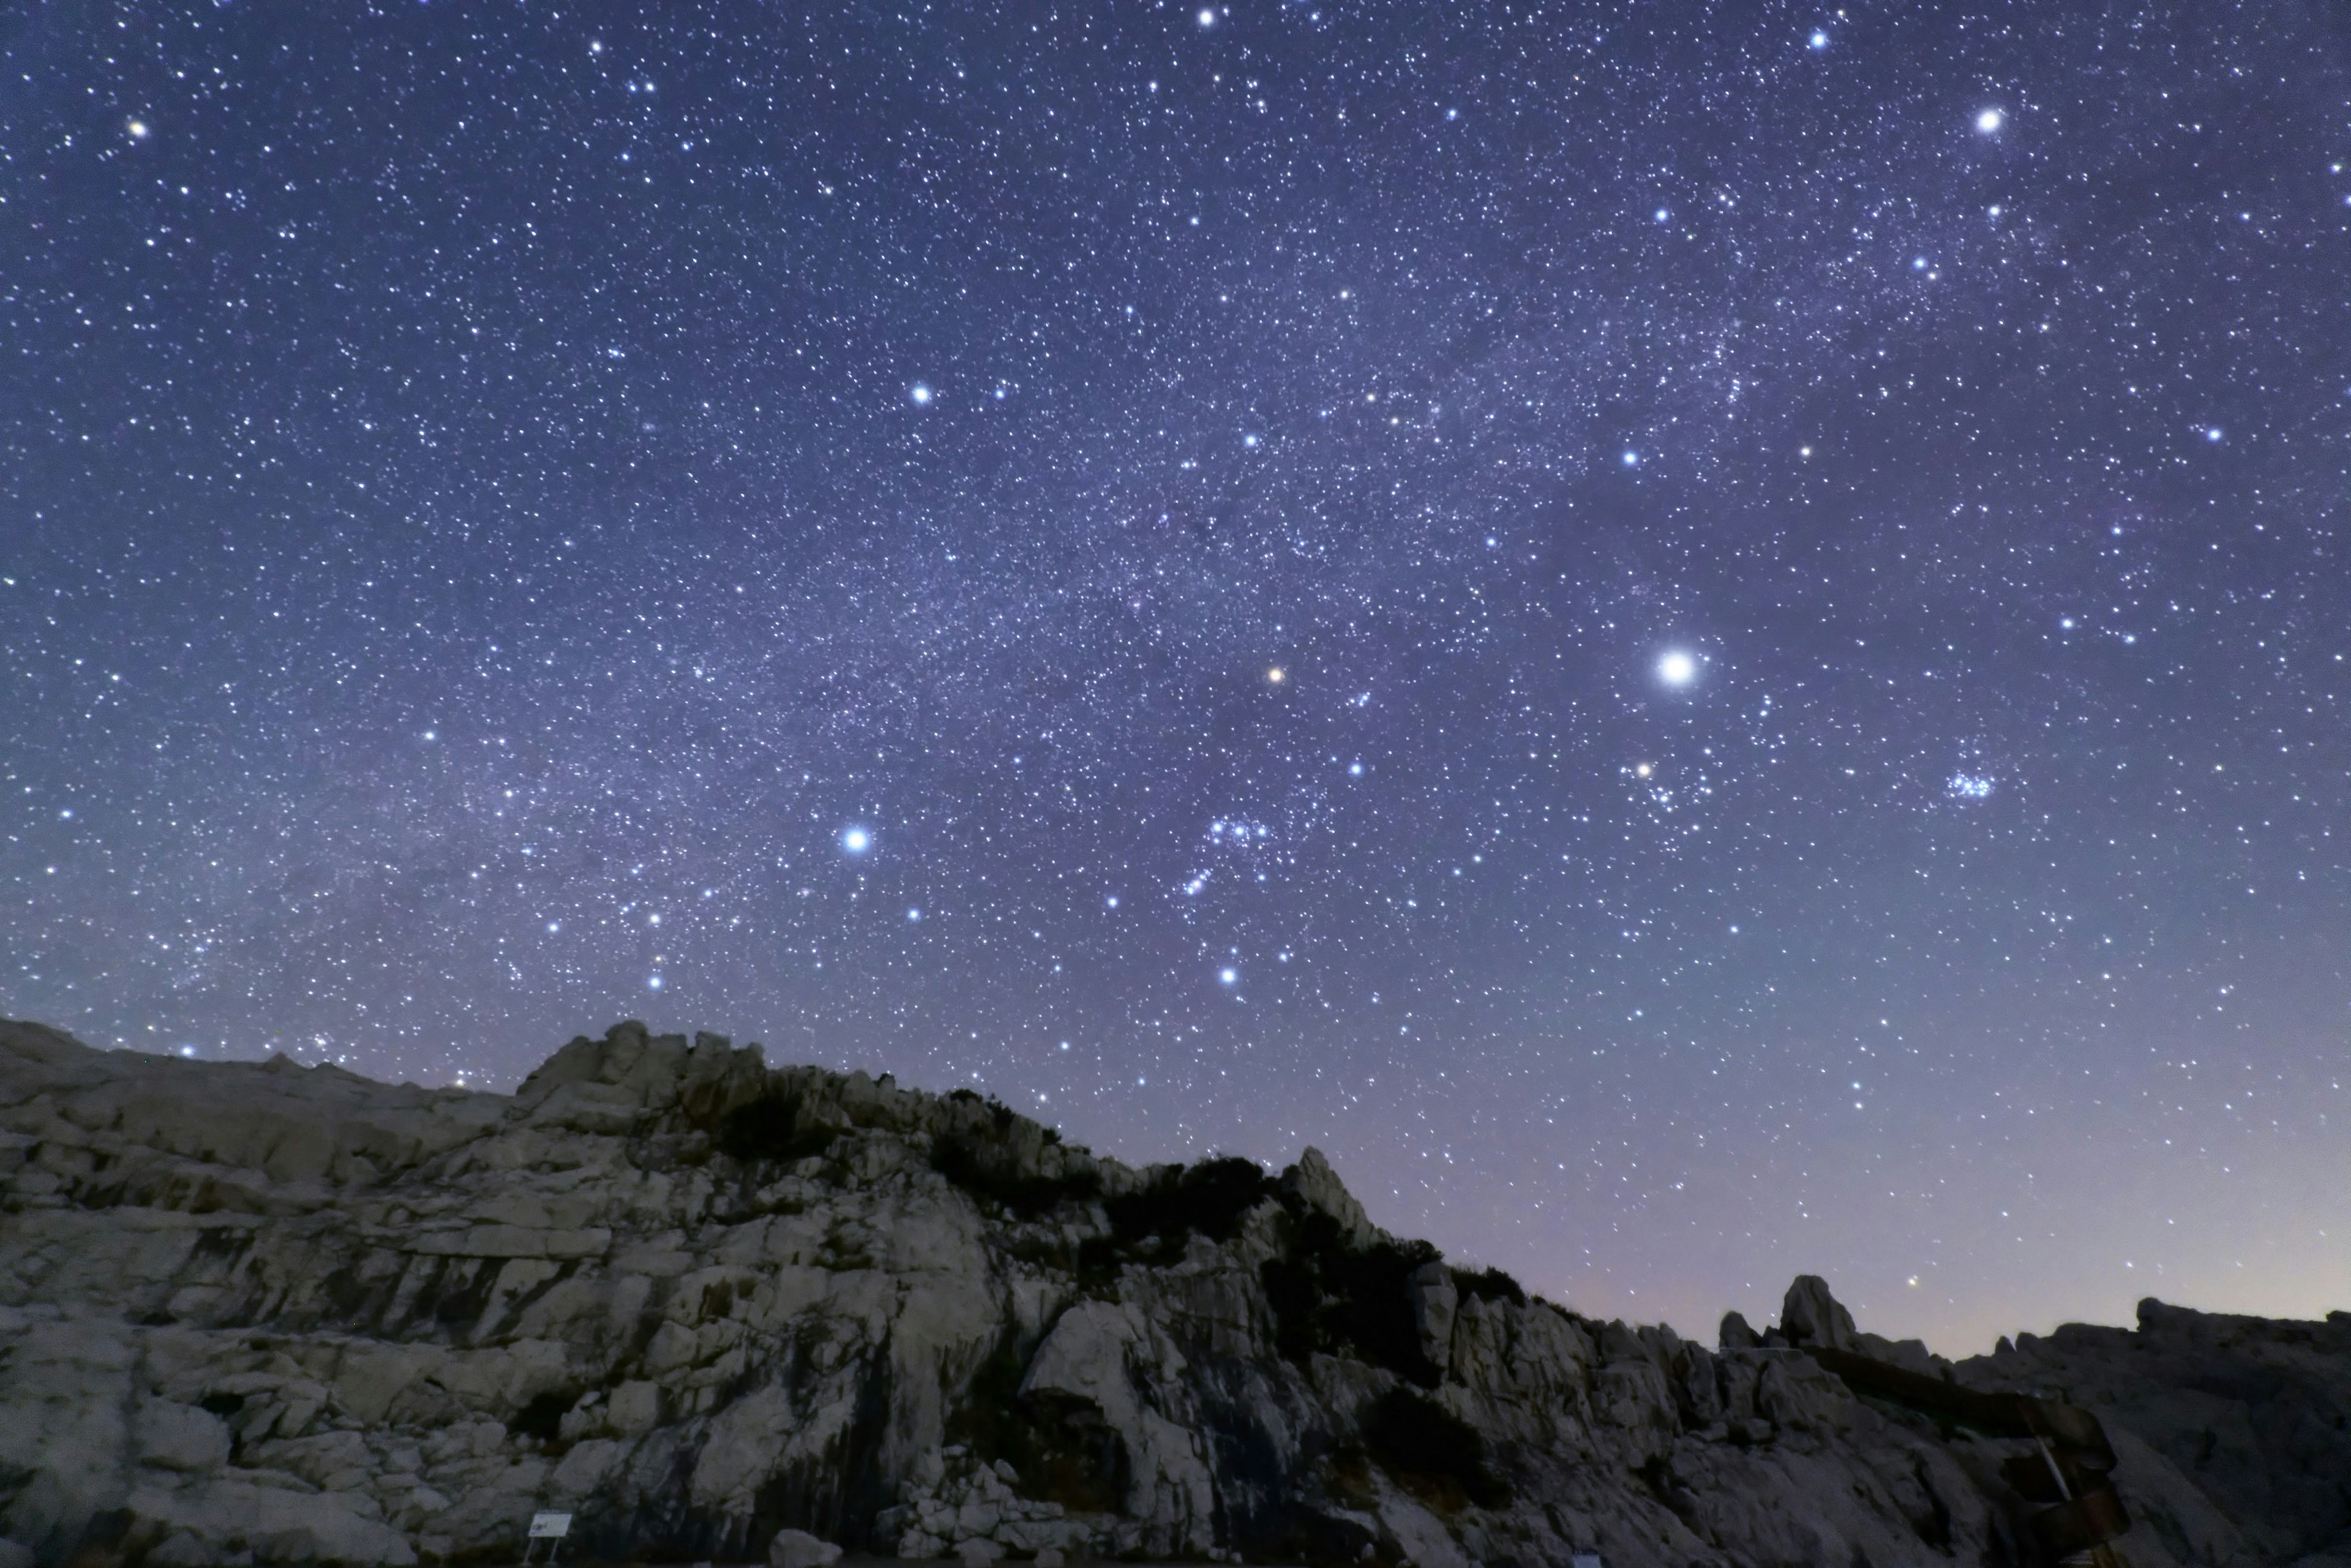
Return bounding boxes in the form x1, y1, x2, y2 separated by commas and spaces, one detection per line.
5, 0, 2349, 1349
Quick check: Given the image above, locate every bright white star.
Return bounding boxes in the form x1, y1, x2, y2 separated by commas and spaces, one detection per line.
909, 384, 932, 406
840, 827, 871, 854
1219, 968, 1239, 986
1976, 108, 2004, 132
1659, 651, 1698, 686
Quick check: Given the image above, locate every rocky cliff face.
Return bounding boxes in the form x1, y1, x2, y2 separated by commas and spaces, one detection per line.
1, 1018, 2344, 1568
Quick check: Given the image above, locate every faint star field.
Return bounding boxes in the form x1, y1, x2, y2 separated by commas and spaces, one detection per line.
4, 0, 2349, 1350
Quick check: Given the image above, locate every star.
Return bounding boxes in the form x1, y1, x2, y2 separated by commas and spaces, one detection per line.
1658, 651, 1698, 686
1977, 108, 2004, 132
909, 384, 933, 406
840, 827, 872, 854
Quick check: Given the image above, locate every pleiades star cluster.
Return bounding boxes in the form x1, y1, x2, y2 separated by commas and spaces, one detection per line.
5, 1, 2348, 1351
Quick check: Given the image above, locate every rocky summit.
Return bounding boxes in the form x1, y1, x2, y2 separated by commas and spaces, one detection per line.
2, 1019, 2346, 1568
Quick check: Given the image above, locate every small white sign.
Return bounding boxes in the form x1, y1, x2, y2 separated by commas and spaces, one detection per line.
529, 1514, 574, 1540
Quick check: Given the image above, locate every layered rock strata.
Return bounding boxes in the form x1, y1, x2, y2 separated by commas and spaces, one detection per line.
1, 1018, 2343, 1568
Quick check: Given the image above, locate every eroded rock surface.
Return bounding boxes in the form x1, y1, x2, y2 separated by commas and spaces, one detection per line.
1, 1018, 2342, 1568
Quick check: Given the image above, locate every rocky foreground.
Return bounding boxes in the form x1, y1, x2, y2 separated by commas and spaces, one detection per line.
2, 1019, 2347, 1568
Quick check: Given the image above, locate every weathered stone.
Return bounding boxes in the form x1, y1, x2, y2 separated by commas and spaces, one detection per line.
767, 1527, 843, 1568
134, 1401, 232, 1474
1407, 1261, 1458, 1375
1777, 1274, 1856, 1351
1283, 1147, 1384, 1249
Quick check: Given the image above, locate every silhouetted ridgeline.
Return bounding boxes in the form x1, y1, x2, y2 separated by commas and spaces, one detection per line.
2, 1018, 2345, 1567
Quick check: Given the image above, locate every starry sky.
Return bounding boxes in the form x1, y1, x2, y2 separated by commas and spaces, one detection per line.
7, 0, 2350, 1353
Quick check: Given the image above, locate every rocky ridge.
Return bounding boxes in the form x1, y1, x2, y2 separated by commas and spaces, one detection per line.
2, 1018, 2345, 1568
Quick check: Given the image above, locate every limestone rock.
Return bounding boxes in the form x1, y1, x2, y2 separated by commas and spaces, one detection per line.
4, 1015, 2346, 1568
1777, 1274, 1857, 1351
1406, 1261, 1458, 1376
1280, 1147, 1383, 1249
134, 1403, 232, 1474
767, 1528, 842, 1568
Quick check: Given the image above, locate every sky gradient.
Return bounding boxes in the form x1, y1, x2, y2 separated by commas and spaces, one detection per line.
5, 0, 2349, 1353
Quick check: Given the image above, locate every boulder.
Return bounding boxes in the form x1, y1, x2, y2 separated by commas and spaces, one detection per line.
767, 1528, 843, 1568
1776, 1274, 1857, 1351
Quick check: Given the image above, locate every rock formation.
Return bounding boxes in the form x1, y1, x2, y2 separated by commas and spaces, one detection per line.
1, 1017, 2344, 1567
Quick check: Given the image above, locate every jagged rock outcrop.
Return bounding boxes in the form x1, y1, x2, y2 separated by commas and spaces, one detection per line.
1, 1018, 2344, 1568
1954, 1302, 2351, 1566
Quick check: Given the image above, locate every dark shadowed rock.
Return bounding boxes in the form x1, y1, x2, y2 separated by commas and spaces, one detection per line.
1777, 1275, 1857, 1352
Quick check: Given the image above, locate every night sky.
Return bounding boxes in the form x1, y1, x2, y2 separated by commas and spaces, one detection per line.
7, 0, 2350, 1353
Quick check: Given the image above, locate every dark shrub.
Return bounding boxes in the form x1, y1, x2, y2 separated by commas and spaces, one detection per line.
716, 1087, 838, 1164
1454, 1266, 1528, 1307
948, 1332, 1127, 1514
1104, 1157, 1275, 1247
1261, 1254, 1323, 1364
1318, 1237, 1444, 1386
931, 1129, 1101, 1217
1361, 1387, 1507, 1507
1257, 1209, 1443, 1387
